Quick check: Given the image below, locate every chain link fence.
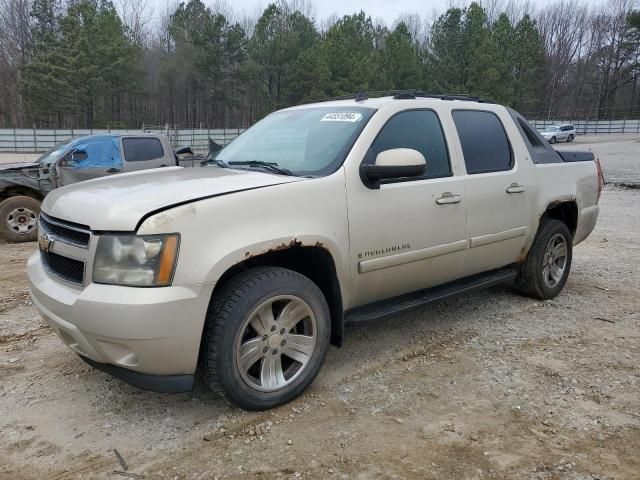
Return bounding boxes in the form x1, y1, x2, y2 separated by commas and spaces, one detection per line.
528, 119, 640, 135
0, 126, 246, 153
1, 118, 639, 153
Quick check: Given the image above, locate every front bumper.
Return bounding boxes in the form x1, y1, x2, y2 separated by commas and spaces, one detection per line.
28, 252, 214, 382
79, 356, 194, 393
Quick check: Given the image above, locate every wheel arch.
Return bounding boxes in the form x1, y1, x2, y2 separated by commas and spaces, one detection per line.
208, 244, 345, 347
541, 199, 578, 238
0, 184, 45, 202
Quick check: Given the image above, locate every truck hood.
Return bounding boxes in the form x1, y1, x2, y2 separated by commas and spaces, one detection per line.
0, 162, 40, 171
42, 166, 304, 231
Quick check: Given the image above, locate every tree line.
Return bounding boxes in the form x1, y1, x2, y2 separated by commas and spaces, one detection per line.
0, 0, 639, 129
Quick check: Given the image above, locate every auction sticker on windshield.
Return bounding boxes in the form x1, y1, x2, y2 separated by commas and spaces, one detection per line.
321, 112, 363, 122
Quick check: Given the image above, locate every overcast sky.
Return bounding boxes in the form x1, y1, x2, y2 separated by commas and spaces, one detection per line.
144, 0, 607, 27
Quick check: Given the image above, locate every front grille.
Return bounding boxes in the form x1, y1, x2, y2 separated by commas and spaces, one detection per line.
39, 213, 90, 248
41, 250, 85, 284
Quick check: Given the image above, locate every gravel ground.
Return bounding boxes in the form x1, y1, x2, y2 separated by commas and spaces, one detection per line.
0, 136, 639, 479
554, 134, 640, 186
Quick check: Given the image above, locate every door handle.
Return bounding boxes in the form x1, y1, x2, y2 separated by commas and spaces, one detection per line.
436, 193, 462, 205
506, 183, 526, 194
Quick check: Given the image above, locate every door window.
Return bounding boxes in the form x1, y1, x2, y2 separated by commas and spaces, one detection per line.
123, 138, 164, 162
452, 110, 513, 174
365, 110, 451, 180
65, 136, 122, 169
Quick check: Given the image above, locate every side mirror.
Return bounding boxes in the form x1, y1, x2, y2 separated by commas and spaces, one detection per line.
360, 148, 426, 189
175, 146, 194, 157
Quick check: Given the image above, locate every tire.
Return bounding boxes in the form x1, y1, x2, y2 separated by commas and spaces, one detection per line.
200, 267, 331, 410
0, 196, 41, 242
514, 219, 572, 300
567, 134, 574, 142
549, 136, 557, 144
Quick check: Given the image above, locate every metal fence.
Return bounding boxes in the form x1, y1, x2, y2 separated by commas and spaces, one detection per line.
1, 118, 639, 153
0, 127, 246, 153
529, 119, 640, 135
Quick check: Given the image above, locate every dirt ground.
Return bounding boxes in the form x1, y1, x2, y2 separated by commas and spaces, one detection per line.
0, 136, 639, 479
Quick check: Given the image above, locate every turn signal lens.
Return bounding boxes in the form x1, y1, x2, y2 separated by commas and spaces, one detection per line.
157, 235, 179, 286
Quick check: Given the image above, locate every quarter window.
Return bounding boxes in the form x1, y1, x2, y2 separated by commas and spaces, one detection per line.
517, 118, 544, 147
122, 138, 164, 162
366, 110, 451, 179
452, 110, 513, 174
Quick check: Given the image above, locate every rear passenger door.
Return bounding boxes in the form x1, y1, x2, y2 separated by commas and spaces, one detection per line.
452, 109, 532, 275
121, 137, 170, 172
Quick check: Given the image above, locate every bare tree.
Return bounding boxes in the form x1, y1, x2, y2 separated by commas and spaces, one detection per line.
0, 0, 32, 126
115, 0, 153, 46
590, 0, 638, 117
536, 0, 590, 117
393, 12, 427, 44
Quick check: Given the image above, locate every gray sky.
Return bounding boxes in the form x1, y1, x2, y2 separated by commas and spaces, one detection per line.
144, 0, 606, 27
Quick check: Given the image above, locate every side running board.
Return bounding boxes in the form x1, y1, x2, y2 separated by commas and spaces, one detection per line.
345, 266, 518, 324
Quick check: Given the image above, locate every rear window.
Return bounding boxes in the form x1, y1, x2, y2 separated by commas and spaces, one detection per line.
452, 110, 513, 174
122, 138, 164, 162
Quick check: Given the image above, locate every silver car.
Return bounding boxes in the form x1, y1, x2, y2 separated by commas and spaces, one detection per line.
541, 124, 576, 143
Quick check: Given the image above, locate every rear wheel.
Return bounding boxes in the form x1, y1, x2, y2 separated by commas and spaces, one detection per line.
514, 219, 572, 300
0, 196, 41, 242
567, 134, 574, 142
200, 267, 331, 410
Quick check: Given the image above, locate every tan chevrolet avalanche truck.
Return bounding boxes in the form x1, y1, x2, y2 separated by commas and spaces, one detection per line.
27, 92, 603, 410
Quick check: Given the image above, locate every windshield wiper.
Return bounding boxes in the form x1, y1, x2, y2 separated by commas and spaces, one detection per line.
227, 160, 294, 176
201, 158, 229, 168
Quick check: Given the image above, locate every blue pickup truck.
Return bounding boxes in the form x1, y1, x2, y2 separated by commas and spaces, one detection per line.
0, 134, 187, 242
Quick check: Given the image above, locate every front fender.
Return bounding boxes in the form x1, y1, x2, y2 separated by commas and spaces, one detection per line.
202, 234, 345, 285
137, 172, 352, 303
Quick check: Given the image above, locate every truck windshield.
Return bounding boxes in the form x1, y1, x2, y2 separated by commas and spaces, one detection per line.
36, 140, 71, 164
215, 106, 375, 177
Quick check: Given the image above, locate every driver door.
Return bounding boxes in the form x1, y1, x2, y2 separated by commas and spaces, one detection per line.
346, 108, 468, 308
57, 136, 123, 186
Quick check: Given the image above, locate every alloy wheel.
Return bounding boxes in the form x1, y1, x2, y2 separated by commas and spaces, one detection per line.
235, 295, 317, 392
542, 233, 568, 288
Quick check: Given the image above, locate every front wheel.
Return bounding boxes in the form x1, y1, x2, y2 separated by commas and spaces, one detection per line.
549, 136, 557, 144
514, 219, 572, 300
0, 196, 41, 242
200, 267, 331, 410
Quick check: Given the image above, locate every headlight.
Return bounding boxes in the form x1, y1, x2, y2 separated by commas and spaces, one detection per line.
93, 234, 180, 287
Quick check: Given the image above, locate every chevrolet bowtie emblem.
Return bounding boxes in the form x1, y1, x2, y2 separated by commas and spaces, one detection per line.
39, 233, 54, 253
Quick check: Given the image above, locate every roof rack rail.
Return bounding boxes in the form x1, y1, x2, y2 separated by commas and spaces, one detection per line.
391, 90, 494, 103
315, 90, 494, 104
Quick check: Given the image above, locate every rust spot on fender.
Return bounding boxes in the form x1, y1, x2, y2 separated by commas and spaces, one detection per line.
244, 238, 308, 260
272, 238, 303, 251
516, 245, 529, 263
241, 238, 323, 261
